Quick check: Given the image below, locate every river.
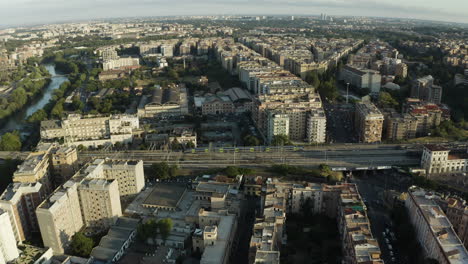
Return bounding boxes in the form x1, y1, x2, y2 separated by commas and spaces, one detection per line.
0, 64, 68, 135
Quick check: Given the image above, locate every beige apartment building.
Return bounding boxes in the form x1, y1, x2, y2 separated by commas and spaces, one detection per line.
255, 92, 324, 143
438, 197, 468, 250
85, 159, 145, 198
13, 151, 52, 193
78, 179, 122, 231
355, 102, 384, 143
36, 181, 84, 254
382, 108, 419, 141
406, 187, 468, 264
0, 182, 47, 242
40, 114, 139, 147
50, 146, 79, 185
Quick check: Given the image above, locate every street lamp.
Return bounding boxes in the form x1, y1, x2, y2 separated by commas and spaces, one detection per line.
346, 82, 350, 104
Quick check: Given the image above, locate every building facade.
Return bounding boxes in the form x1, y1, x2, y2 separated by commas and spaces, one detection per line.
421, 145, 468, 176
355, 102, 384, 143
78, 179, 122, 231
40, 114, 140, 147
405, 187, 468, 264
36, 181, 84, 254
0, 209, 19, 263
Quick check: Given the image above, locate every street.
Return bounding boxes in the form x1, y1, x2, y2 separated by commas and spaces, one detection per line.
352, 170, 413, 264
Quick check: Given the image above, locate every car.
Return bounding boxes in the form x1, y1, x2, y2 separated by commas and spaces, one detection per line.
388, 245, 393, 250
385, 228, 390, 234
382, 232, 386, 237
385, 238, 390, 244
389, 251, 394, 256
391, 257, 396, 262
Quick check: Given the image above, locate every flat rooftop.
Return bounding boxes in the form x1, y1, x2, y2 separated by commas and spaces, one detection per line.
142, 184, 186, 209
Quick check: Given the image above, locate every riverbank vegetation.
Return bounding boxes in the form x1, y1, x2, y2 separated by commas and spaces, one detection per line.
0, 63, 51, 124
0, 131, 22, 151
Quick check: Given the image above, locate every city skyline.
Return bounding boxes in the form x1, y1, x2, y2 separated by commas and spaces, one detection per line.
1, 0, 468, 27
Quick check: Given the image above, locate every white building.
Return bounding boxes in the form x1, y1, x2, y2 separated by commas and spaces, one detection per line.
339, 65, 381, 94
267, 112, 289, 144
36, 181, 84, 254
421, 145, 468, 176
406, 187, 468, 264
103, 56, 140, 71
307, 109, 327, 143
290, 184, 323, 214
0, 209, 19, 263
40, 114, 140, 148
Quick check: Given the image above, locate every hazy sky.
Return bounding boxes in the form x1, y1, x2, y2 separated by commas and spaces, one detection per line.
1, 0, 467, 27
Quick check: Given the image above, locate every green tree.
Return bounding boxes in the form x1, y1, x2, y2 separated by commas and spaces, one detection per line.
271, 134, 293, 146
378, 91, 399, 109
72, 96, 84, 111
148, 162, 171, 180
243, 135, 260, 146
186, 141, 195, 149
137, 219, 159, 242
27, 109, 48, 123
69, 232, 94, 257
158, 218, 173, 242
318, 80, 339, 101
305, 71, 321, 88
168, 69, 179, 80
171, 138, 182, 151
0, 132, 22, 151
225, 166, 240, 177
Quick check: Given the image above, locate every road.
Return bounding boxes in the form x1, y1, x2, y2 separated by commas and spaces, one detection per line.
352, 171, 413, 264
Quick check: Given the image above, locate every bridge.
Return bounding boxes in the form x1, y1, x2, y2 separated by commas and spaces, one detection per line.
0, 142, 448, 169
77, 145, 423, 169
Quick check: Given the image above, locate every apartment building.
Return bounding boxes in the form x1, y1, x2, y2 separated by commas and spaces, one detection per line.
84, 159, 145, 198
290, 183, 323, 214
255, 92, 324, 143
337, 184, 383, 264
196, 209, 238, 264
382, 108, 419, 141
13, 150, 53, 193
78, 179, 122, 231
49, 145, 79, 185
0, 209, 20, 263
40, 114, 140, 147
249, 181, 288, 264
102, 56, 140, 71
355, 102, 384, 143
0, 182, 47, 242
36, 181, 84, 254
421, 145, 468, 176
411, 75, 443, 104
438, 197, 468, 250
339, 65, 381, 94
405, 187, 468, 264
307, 109, 327, 143
404, 99, 450, 136
287, 182, 384, 263
266, 112, 289, 144
101, 48, 119, 61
